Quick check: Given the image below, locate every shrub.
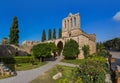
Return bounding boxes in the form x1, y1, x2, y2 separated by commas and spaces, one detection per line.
72, 58, 107, 83
82, 45, 90, 58
63, 39, 79, 59
0, 56, 35, 64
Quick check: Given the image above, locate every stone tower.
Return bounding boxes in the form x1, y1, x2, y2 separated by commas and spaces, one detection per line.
62, 13, 96, 59
62, 13, 82, 38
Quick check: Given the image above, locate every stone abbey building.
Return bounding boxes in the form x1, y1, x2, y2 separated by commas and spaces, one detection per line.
22, 13, 96, 59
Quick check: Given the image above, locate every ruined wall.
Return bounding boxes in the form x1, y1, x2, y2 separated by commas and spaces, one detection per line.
21, 12, 96, 59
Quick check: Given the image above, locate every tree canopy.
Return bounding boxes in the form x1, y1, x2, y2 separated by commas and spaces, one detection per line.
104, 38, 120, 51
42, 29, 46, 42
58, 28, 62, 38
9, 16, 19, 46
48, 29, 52, 40
31, 43, 51, 59
63, 39, 79, 59
97, 42, 107, 57
53, 28, 56, 39
31, 42, 58, 61
49, 42, 58, 53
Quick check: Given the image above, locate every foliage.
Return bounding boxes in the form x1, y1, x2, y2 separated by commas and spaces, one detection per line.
31, 43, 51, 59
48, 29, 52, 40
57, 78, 69, 83
0, 56, 35, 64
62, 55, 106, 65
104, 38, 120, 51
115, 72, 120, 78
9, 16, 19, 46
14, 62, 46, 71
63, 39, 80, 59
97, 42, 107, 57
49, 42, 58, 53
82, 45, 90, 58
2, 37, 8, 44
56, 65, 63, 72
58, 28, 62, 38
53, 28, 56, 39
42, 29, 46, 42
72, 59, 106, 83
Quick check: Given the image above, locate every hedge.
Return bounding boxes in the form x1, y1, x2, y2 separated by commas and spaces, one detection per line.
0, 56, 37, 64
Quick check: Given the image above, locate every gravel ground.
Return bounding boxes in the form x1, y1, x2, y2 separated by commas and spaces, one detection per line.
0, 56, 63, 83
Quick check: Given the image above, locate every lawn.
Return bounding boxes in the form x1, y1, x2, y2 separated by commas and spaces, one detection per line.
30, 65, 74, 83
62, 55, 106, 65
6, 62, 47, 71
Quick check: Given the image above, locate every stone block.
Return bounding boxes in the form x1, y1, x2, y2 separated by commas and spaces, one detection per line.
52, 72, 62, 80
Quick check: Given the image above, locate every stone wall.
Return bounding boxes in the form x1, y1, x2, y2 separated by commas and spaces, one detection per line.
21, 12, 96, 59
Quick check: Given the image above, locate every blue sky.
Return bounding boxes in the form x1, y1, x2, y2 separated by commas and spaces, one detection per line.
0, 0, 120, 44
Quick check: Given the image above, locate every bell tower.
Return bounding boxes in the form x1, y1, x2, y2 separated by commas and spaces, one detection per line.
62, 13, 81, 38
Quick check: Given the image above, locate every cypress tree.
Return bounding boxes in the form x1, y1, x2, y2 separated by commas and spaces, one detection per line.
48, 29, 52, 40
53, 28, 56, 39
58, 28, 62, 38
9, 16, 19, 46
42, 29, 46, 42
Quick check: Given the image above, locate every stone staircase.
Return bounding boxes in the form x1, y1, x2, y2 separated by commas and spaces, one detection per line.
0, 62, 17, 76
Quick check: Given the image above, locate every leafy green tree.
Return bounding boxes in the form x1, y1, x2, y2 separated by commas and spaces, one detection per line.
82, 45, 90, 58
31, 43, 51, 62
53, 28, 56, 39
2, 37, 8, 44
58, 28, 62, 38
104, 38, 120, 51
42, 29, 46, 42
49, 42, 58, 53
63, 39, 79, 59
97, 42, 107, 57
9, 16, 19, 46
48, 29, 52, 40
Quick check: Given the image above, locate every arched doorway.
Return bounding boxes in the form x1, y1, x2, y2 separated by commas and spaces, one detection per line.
57, 41, 63, 56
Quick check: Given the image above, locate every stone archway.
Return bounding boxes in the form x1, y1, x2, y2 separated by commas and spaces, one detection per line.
57, 41, 63, 56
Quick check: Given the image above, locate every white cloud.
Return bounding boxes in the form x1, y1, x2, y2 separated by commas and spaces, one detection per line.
113, 11, 120, 21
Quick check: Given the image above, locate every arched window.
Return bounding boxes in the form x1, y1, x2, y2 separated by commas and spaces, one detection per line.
74, 17, 76, 27
64, 20, 66, 29
68, 20, 69, 28
70, 18, 72, 28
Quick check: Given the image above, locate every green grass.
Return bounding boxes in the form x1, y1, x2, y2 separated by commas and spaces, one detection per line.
15, 62, 47, 71
30, 65, 74, 83
6, 62, 47, 71
62, 55, 106, 65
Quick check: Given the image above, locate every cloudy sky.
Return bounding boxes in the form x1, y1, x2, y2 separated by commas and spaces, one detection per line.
0, 0, 120, 44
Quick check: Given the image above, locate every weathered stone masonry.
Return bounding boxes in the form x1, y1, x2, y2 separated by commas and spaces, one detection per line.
22, 13, 96, 59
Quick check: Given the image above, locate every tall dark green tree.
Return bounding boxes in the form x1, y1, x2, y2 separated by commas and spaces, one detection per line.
48, 29, 52, 40
58, 28, 62, 38
42, 29, 46, 42
53, 28, 56, 39
9, 16, 19, 46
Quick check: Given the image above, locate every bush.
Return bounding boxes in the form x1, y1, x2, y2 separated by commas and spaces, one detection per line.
82, 45, 90, 58
0, 56, 36, 64
63, 39, 79, 59
72, 59, 107, 83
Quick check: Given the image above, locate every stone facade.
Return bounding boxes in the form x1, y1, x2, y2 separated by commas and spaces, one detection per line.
22, 13, 96, 59
62, 13, 96, 59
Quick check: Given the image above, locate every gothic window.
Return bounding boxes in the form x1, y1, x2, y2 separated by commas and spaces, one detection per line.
64, 20, 66, 29
74, 17, 76, 27
70, 18, 72, 28
68, 20, 69, 28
